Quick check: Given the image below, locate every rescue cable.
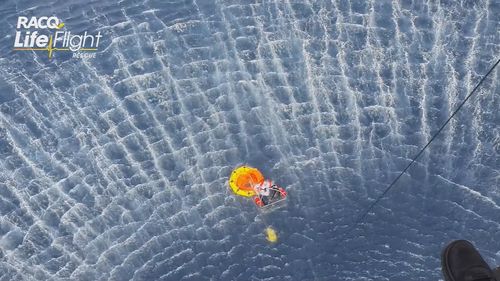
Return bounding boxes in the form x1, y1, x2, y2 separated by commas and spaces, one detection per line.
336, 58, 500, 245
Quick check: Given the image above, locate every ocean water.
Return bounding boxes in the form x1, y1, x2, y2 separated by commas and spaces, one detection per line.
0, 0, 499, 280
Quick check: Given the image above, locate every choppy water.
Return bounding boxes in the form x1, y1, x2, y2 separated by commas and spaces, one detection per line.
0, 0, 499, 280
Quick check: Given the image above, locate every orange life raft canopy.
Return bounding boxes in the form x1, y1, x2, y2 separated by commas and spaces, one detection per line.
229, 166, 264, 197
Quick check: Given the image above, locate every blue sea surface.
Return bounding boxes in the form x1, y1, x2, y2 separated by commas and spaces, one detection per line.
0, 0, 499, 280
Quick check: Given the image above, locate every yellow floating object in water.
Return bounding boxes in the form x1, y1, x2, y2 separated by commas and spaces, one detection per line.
228, 166, 264, 197
265, 227, 278, 243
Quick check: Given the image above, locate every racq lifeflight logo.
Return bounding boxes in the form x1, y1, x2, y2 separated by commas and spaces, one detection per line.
13, 16, 102, 59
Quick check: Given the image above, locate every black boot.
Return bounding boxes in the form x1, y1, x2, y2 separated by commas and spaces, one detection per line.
493, 267, 500, 281
441, 240, 497, 281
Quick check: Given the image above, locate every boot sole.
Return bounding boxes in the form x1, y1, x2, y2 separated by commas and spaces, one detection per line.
441, 240, 467, 281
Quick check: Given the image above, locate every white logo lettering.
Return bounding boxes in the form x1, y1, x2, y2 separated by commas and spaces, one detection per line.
16, 16, 60, 29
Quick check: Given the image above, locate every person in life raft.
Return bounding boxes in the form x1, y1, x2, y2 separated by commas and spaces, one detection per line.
253, 180, 286, 207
